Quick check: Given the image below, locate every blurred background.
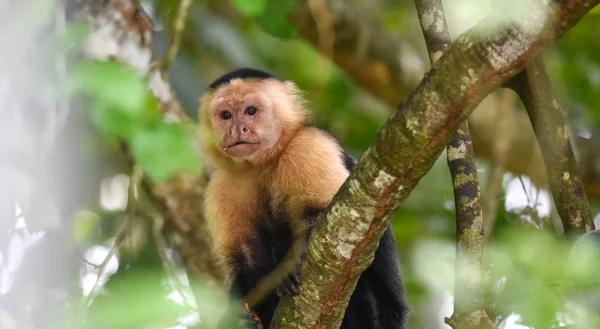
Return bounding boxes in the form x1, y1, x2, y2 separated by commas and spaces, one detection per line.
1, 0, 600, 328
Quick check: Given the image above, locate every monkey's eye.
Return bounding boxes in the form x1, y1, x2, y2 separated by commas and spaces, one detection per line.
244, 107, 258, 116
220, 111, 232, 120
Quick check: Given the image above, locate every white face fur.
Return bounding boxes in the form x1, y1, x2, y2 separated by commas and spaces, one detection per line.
208, 79, 282, 160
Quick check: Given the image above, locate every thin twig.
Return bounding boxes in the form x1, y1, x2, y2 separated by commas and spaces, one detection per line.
127, 166, 143, 211
414, 0, 496, 328
84, 215, 132, 308
151, 209, 198, 311
518, 175, 533, 205
160, 0, 192, 75
126, 166, 199, 310
83, 246, 116, 307
482, 161, 504, 242
307, 0, 335, 89
129, 167, 198, 311
71, 239, 101, 268
84, 167, 143, 307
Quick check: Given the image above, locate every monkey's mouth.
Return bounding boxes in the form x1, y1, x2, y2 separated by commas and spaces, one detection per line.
223, 141, 260, 156
225, 141, 256, 149
227, 141, 249, 148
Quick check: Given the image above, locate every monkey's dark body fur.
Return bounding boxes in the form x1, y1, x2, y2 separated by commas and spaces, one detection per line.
223, 146, 408, 329
202, 68, 409, 329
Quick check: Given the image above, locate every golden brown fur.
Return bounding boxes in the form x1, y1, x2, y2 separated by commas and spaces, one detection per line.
199, 77, 348, 271
199, 69, 409, 329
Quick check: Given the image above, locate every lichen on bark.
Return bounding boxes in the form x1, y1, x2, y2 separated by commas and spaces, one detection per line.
511, 57, 595, 235
445, 125, 495, 329
415, 0, 495, 328
272, 1, 600, 328
279, 0, 600, 203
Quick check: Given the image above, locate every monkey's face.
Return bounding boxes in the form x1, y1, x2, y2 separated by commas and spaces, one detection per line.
208, 82, 281, 160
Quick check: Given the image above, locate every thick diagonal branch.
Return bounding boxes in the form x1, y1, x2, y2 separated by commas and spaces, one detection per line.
271, 1, 600, 328
511, 57, 595, 235
285, 0, 600, 202
414, 0, 495, 328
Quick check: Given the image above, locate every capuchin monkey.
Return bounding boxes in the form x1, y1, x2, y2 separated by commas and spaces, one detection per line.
199, 68, 409, 329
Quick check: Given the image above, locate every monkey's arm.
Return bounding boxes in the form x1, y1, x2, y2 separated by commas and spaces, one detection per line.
268, 220, 303, 296
204, 170, 269, 328
275, 127, 351, 212
270, 128, 353, 295
204, 170, 261, 270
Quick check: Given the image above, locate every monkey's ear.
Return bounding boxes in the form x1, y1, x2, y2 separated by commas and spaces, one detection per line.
198, 91, 215, 124
283, 80, 303, 97
282, 80, 309, 115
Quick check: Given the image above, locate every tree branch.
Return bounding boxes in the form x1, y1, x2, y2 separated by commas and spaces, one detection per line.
161, 0, 193, 74
288, 0, 424, 103
482, 161, 505, 241
414, 1, 496, 328
84, 216, 130, 307
511, 57, 595, 235
286, 0, 600, 202
272, 1, 600, 328
72, 0, 222, 283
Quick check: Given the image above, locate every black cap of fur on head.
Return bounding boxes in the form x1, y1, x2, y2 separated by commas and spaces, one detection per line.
208, 68, 279, 90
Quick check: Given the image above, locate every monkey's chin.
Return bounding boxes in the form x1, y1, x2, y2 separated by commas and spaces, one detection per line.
224, 143, 260, 158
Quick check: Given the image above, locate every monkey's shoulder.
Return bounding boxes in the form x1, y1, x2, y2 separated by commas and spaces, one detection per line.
270, 127, 354, 209
281, 127, 353, 169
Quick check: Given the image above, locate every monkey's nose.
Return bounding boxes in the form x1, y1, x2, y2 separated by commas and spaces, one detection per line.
238, 125, 249, 135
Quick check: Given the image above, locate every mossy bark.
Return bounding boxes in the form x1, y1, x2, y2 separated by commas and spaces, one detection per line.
511, 57, 595, 235
77, 1, 600, 328
446, 127, 496, 329
272, 1, 600, 328
285, 0, 600, 202
415, 1, 496, 328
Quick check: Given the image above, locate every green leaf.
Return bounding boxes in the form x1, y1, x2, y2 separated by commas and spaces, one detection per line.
256, 0, 299, 39
69, 60, 149, 116
90, 96, 160, 139
272, 0, 299, 13
91, 103, 139, 138
510, 283, 561, 329
68, 60, 161, 139
130, 123, 200, 182
71, 210, 101, 244
232, 0, 267, 16
85, 270, 189, 329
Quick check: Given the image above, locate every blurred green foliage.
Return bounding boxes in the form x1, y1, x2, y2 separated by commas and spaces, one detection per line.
45, 0, 600, 329
67, 60, 200, 182
230, 0, 299, 38
548, 11, 600, 128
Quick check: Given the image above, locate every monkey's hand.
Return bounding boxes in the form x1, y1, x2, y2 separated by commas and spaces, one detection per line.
217, 303, 263, 329
276, 269, 301, 296
243, 303, 264, 329
275, 250, 306, 297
